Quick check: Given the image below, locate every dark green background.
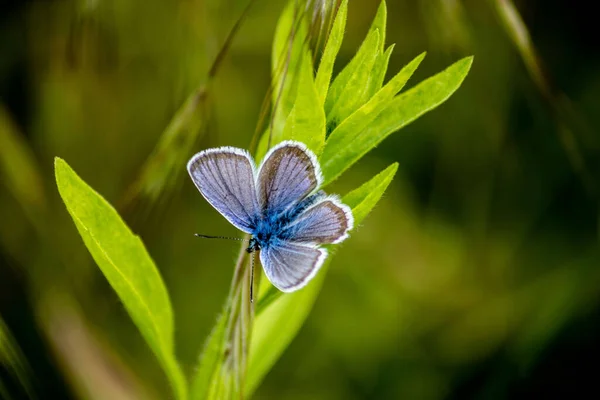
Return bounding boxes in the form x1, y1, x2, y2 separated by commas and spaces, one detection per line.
1, 0, 599, 398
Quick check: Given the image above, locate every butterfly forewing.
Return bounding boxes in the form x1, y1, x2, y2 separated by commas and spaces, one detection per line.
282, 197, 354, 245
260, 242, 327, 292
257, 142, 323, 214
187, 147, 259, 232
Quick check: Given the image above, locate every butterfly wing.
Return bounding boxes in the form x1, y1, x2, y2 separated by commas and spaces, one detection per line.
257, 141, 323, 215
187, 147, 259, 232
260, 241, 327, 292
282, 196, 354, 245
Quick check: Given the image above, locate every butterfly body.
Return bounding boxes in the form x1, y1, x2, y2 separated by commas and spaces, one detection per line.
188, 141, 353, 292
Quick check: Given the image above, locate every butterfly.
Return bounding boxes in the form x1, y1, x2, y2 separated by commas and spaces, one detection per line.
187, 140, 354, 293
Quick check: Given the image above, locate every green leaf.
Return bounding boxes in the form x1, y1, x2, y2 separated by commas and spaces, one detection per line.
257, 46, 326, 159
278, 49, 327, 154
366, 44, 395, 99
321, 52, 425, 185
362, 1, 392, 105
246, 266, 327, 397
323, 0, 387, 132
342, 162, 398, 223
54, 158, 187, 400
321, 56, 473, 185
246, 163, 398, 396
190, 311, 228, 400
271, 1, 308, 140
315, 0, 348, 105
369, 1, 387, 53
324, 28, 381, 131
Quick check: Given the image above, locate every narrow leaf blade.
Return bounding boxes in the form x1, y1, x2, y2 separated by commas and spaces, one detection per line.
315, 0, 348, 105
279, 49, 327, 154
325, 29, 381, 130
54, 158, 187, 400
271, 1, 308, 139
342, 162, 398, 224
369, 1, 387, 53
323, 0, 387, 131
322, 56, 473, 185
366, 43, 395, 99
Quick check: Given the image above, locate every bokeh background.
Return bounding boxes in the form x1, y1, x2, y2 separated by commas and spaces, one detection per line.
1, 0, 599, 399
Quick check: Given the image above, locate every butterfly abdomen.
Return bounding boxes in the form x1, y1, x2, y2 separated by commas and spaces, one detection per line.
252, 212, 285, 248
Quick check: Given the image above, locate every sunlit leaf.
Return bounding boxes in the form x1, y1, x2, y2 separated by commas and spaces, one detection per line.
324, 28, 380, 131
54, 158, 187, 400
278, 49, 326, 154
246, 163, 398, 396
321, 52, 425, 186
369, 1, 387, 53
324, 0, 387, 132
270, 0, 309, 140
366, 44, 395, 98
315, 0, 348, 105
257, 46, 326, 159
321, 56, 473, 184
342, 162, 398, 222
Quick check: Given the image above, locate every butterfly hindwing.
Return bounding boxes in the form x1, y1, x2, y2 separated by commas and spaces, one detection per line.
187, 147, 259, 232
260, 241, 327, 292
282, 196, 354, 245
257, 141, 323, 215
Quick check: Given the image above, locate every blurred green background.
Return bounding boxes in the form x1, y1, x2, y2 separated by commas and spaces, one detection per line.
1, 0, 599, 399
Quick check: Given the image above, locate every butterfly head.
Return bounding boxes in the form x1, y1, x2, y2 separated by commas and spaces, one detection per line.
246, 237, 260, 254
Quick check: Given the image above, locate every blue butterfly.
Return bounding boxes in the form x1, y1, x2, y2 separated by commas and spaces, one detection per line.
187, 140, 354, 293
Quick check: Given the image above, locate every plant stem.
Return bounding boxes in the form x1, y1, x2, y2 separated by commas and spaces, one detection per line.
218, 236, 255, 399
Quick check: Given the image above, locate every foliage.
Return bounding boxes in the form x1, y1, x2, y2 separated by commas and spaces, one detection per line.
55, 159, 188, 400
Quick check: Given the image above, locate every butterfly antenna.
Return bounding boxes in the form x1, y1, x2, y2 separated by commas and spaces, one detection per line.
250, 251, 255, 303
194, 233, 247, 241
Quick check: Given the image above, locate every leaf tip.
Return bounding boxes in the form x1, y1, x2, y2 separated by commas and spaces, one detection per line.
54, 157, 67, 183
376, 0, 388, 17
409, 51, 427, 70
367, 27, 381, 43
461, 55, 474, 70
